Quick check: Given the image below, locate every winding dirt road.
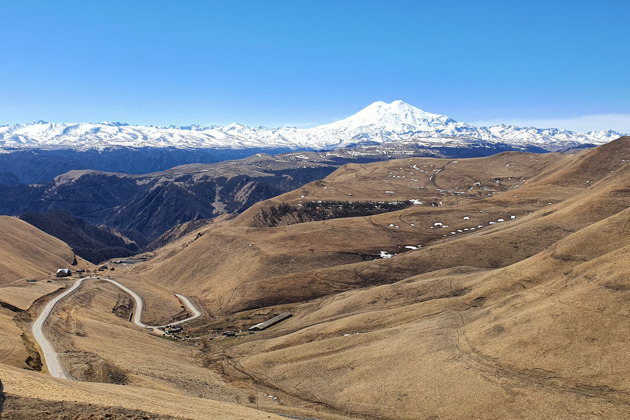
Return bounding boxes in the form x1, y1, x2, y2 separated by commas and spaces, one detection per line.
100, 278, 202, 328
32, 276, 202, 380
31, 277, 88, 380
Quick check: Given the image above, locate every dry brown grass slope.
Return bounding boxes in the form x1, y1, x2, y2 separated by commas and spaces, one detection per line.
0, 216, 94, 372
135, 138, 630, 315
134, 152, 560, 312
219, 205, 630, 419
0, 221, 281, 419
0, 216, 90, 285
113, 137, 630, 418
3, 139, 630, 419
46, 279, 241, 396
0, 363, 282, 419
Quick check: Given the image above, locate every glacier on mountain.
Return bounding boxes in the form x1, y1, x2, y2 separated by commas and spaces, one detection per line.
0, 101, 625, 152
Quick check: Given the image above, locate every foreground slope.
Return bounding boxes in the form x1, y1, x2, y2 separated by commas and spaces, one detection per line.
0, 217, 92, 373
4, 138, 628, 419
122, 137, 630, 418
0, 363, 280, 419
0, 220, 283, 419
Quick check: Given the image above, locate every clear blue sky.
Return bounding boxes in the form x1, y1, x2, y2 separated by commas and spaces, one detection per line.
1, 0, 629, 131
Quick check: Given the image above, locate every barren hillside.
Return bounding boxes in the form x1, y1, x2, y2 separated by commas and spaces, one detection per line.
0, 216, 90, 285
3, 138, 630, 419
118, 137, 630, 418
135, 138, 630, 315
0, 363, 281, 419
0, 220, 283, 418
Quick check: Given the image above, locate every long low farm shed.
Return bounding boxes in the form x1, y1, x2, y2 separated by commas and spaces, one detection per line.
248, 312, 292, 331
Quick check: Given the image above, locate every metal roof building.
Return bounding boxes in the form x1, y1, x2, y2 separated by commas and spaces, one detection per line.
248, 312, 292, 331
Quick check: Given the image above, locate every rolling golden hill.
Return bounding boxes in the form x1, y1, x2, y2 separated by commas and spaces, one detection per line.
0, 216, 90, 285
0, 218, 283, 419
0, 216, 93, 374
121, 136, 630, 418
2, 138, 630, 419
134, 138, 630, 315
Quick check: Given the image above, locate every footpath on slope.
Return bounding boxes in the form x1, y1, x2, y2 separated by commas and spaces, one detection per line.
31, 276, 202, 380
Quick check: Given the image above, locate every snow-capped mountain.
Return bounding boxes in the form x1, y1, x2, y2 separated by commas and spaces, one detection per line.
0, 101, 625, 152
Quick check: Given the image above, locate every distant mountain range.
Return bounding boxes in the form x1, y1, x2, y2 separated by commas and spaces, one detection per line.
1, 101, 625, 152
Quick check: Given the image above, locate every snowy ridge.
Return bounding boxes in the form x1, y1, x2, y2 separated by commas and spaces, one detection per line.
0, 101, 625, 151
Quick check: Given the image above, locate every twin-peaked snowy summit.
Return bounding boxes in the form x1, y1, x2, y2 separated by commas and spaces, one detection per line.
0, 101, 625, 151
323, 100, 459, 131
